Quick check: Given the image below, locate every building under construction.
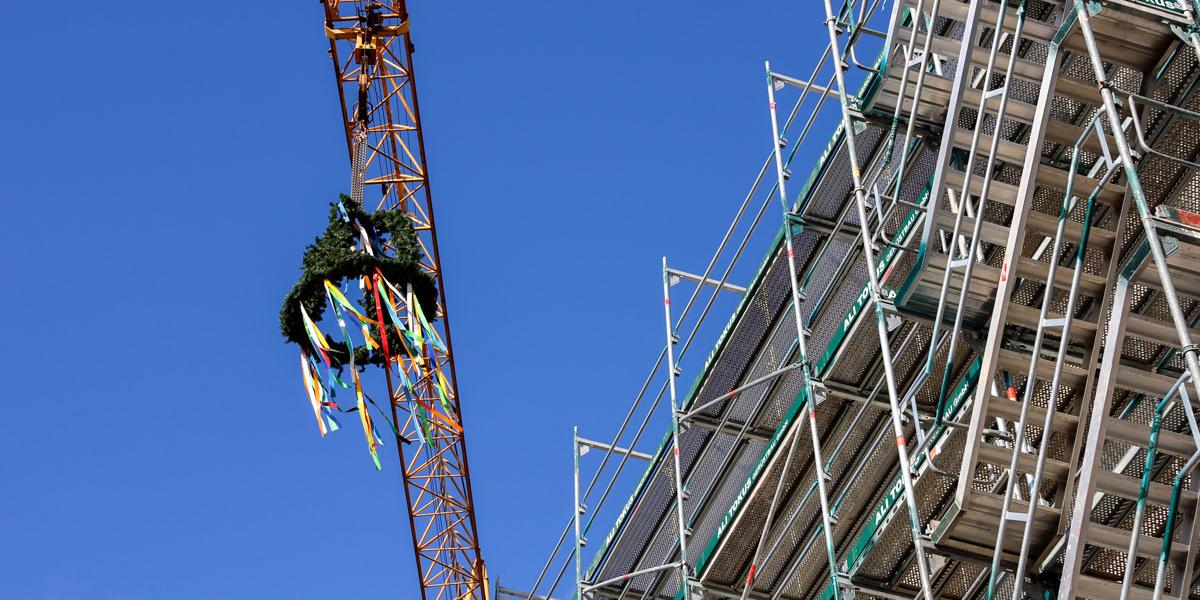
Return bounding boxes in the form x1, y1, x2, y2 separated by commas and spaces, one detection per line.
517, 1, 1200, 599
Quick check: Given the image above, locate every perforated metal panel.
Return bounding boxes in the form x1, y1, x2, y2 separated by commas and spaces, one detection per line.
804, 125, 887, 221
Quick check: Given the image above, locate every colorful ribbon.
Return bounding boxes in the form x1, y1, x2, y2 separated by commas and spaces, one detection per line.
352, 369, 381, 470
411, 293, 447, 354
300, 350, 328, 437
324, 279, 372, 325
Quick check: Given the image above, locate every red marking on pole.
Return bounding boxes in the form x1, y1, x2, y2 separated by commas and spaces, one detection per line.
673, 447, 680, 457
896, 435, 907, 447
810, 409, 817, 420
1171, 206, 1200, 227
882, 262, 899, 282
665, 298, 671, 306
1006, 386, 1018, 402
770, 102, 776, 109
624, 574, 630, 581
787, 248, 794, 258
1000, 262, 1009, 283
747, 564, 758, 586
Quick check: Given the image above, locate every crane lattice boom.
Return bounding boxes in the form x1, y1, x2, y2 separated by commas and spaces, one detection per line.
320, 2, 485, 598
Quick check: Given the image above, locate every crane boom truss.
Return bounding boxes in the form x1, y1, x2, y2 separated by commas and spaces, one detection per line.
320, 2, 485, 598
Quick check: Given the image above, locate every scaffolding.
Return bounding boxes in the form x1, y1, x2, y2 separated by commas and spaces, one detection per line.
519, 2, 1200, 600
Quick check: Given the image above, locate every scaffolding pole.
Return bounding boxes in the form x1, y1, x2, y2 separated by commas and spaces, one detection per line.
662, 256, 694, 599
820, 2, 936, 599
739, 62, 844, 600
574, 428, 585, 600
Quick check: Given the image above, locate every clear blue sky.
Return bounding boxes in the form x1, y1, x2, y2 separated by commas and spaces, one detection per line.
1, 2, 833, 597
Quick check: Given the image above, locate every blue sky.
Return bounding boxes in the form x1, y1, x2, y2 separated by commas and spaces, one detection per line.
0, 2, 835, 597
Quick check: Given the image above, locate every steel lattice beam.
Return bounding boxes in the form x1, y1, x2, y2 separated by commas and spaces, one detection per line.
320, 2, 486, 599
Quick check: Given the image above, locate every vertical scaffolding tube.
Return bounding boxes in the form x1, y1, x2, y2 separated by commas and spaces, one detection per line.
819, 3, 936, 599
753, 62, 843, 600
574, 427, 584, 600
870, 0, 941, 443
661, 257, 692, 599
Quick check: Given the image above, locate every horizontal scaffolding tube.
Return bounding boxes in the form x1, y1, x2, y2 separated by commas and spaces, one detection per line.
666, 267, 748, 294
578, 437, 654, 462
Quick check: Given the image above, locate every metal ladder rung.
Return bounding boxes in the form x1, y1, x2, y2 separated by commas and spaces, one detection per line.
1044, 118, 1124, 159
1133, 263, 1200, 302
1095, 470, 1199, 509
1076, 574, 1166, 600
873, 72, 954, 114
1015, 255, 1108, 296
1128, 234, 1200, 300
1104, 417, 1197, 457
1125, 312, 1200, 348
1002, 510, 1028, 522
924, 253, 1002, 294
934, 210, 1008, 247
1026, 209, 1118, 248
963, 487, 1063, 527
1005, 303, 1098, 336
958, 39, 1100, 104
941, 162, 1125, 209
996, 348, 1088, 391
934, 208, 1116, 252
923, 33, 969, 64
951, 124, 1118, 176
1113, 364, 1181, 398
978, 443, 1071, 483
929, 0, 1056, 41
1085, 522, 1190, 560
915, 30, 1088, 106
907, 53, 933, 70
1036, 166, 1126, 206
960, 86, 1038, 124
986, 394, 1079, 433
950, 127, 1028, 165
943, 168, 1019, 206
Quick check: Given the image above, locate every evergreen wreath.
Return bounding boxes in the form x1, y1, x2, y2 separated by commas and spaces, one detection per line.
279, 195, 438, 367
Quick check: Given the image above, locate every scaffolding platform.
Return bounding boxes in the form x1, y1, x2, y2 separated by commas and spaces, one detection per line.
531, 3, 1200, 600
